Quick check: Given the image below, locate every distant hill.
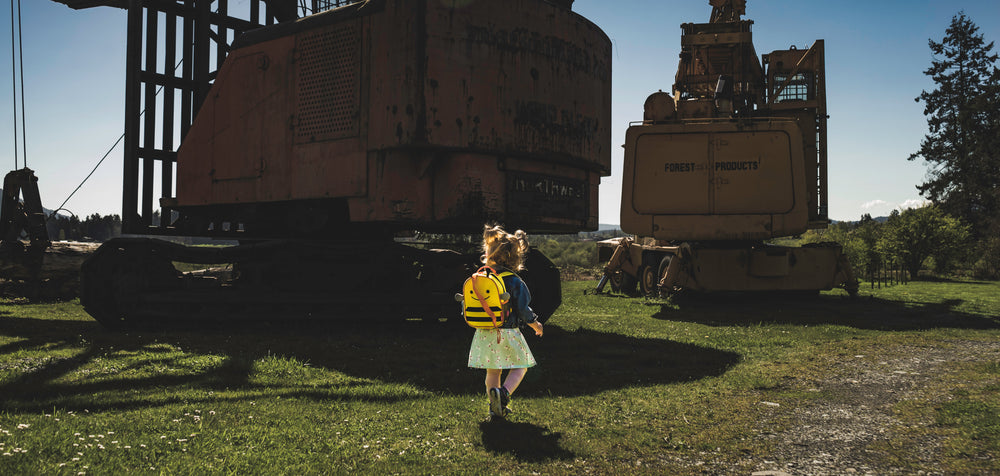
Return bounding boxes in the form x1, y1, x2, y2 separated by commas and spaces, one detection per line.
0, 188, 64, 218
831, 216, 889, 225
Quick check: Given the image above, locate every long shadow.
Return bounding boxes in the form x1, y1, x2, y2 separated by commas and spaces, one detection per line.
0, 314, 739, 413
654, 292, 1000, 330
479, 419, 574, 462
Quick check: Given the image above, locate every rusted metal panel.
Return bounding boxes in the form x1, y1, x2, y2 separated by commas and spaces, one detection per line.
365, 0, 611, 167
176, 0, 611, 234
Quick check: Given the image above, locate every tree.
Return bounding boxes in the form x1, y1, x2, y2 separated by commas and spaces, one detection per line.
877, 205, 970, 279
846, 214, 883, 279
909, 12, 1000, 239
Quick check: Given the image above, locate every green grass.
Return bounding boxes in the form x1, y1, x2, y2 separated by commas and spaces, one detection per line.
0, 279, 998, 474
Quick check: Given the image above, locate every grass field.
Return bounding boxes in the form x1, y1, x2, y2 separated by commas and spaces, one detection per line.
1, 279, 998, 474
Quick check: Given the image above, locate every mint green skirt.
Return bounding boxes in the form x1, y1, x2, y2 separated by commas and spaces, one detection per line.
467, 328, 537, 369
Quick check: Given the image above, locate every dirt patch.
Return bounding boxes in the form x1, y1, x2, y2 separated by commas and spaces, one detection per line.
749, 340, 1000, 475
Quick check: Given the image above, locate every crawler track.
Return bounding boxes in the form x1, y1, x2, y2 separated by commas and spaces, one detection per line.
81, 238, 560, 329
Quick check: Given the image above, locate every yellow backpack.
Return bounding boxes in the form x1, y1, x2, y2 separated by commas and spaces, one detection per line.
457, 266, 513, 330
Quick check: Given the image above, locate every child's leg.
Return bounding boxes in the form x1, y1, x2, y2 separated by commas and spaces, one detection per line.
502, 368, 528, 395
484, 368, 502, 394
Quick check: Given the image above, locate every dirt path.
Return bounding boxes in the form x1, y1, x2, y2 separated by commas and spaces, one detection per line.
747, 340, 1000, 476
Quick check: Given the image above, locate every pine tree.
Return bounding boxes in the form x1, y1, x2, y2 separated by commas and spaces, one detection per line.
909, 12, 1000, 238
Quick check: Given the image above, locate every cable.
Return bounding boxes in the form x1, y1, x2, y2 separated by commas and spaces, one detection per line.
48, 133, 124, 221
8, 0, 19, 170
16, 0, 25, 168
49, 57, 183, 221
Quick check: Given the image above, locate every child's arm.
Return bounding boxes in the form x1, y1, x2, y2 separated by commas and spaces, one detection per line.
527, 320, 543, 337
512, 278, 542, 336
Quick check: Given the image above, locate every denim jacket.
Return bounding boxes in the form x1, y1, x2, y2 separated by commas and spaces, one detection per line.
499, 271, 538, 329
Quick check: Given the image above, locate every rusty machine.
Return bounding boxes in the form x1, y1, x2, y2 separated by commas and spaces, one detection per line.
597, 0, 857, 297
50, 0, 611, 327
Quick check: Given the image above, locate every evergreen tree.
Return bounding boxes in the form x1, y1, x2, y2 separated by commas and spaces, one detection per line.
909, 12, 1000, 239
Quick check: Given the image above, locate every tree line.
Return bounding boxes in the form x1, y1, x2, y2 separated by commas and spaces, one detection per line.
46, 213, 122, 242
781, 205, 993, 281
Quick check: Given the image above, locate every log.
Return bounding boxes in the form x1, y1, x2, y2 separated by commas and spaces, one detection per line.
0, 240, 101, 299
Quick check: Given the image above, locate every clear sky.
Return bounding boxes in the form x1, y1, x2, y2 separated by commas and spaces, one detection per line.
2, 0, 999, 224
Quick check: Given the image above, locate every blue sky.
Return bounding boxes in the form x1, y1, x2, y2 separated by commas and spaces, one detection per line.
2, 0, 999, 224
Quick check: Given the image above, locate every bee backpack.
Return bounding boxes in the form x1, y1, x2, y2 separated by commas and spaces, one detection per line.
456, 266, 513, 330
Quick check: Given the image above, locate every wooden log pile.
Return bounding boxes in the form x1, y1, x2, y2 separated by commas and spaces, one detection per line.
0, 241, 100, 299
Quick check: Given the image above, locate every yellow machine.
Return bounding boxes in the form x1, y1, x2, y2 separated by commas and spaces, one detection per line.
598, 0, 857, 297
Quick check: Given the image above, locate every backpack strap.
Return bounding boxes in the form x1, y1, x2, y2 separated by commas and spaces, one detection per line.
473, 266, 505, 343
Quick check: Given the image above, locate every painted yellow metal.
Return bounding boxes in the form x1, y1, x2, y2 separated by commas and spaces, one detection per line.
621, 119, 808, 241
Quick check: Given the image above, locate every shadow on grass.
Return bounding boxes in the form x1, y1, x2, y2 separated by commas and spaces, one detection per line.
479, 419, 574, 462
0, 315, 739, 413
653, 292, 1000, 330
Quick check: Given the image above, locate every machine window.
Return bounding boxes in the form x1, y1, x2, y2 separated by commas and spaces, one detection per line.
773, 73, 812, 102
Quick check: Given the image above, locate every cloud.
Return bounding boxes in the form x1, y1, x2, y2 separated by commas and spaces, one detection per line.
898, 199, 930, 210
861, 199, 889, 210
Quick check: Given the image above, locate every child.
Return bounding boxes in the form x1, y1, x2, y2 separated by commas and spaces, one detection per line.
467, 224, 544, 420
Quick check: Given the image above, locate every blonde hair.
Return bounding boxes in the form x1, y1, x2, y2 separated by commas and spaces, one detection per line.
482, 224, 529, 271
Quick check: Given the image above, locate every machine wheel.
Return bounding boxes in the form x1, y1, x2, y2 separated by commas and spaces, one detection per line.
619, 270, 639, 297
638, 264, 658, 296
80, 239, 178, 329
656, 256, 672, 295
608, 269, 624, 292
519, 247, 561, 323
